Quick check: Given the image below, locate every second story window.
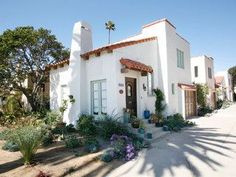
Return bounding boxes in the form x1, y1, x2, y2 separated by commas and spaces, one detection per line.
208, 67, 212, 79
177, 49, 184, 69
194, 66, 198, 77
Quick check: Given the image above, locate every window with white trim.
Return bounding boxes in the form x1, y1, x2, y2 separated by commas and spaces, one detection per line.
177, 49, 184, 69
91, 80, 107, 115
147, 73, 154, 96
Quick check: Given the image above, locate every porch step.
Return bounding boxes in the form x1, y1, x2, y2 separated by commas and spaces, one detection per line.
128, 119, 170, 143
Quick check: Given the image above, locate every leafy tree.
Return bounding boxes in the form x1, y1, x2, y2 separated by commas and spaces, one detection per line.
0, 26, 69, 111
228, 66, 236, 101
105, 21, 115, 44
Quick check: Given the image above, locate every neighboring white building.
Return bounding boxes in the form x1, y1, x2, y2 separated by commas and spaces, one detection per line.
49, 18, 197, 124
191, 55, 216, 108
215, 71, 233, 101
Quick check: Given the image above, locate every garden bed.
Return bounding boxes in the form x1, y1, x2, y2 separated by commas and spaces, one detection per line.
0, 138, 123, 177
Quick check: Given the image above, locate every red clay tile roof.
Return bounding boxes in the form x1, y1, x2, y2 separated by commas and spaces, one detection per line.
46, 59, 69, 69
215, 76, 224, 85
178, 83, 196, 91
80, 36, 157, 59
120, 58, 153, 73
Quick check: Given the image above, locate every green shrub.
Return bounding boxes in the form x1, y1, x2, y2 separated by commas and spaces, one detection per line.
164, 113, 189, 131
216, 99, 223, 109
2, 141, 19, 152
3, 93, 24, 117
197, 106, 213, 116
76, 114, 96, 136
84, 137, 99, 153
0, 129, 11, 140
42, 132, 54, 147
100, 150, 114, 162
44, 111, 61, 127
97, 115, 130, 140
221, 100, 233, 109
0, 113, 17, 127
51, 122, 66, 135
65, 135, 81, 148
66, 124, 76, 133
8, 126, 44, 165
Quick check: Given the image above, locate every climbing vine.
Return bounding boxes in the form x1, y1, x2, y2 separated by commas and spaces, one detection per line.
196, 84, 209, 107
153, 88, 166, 116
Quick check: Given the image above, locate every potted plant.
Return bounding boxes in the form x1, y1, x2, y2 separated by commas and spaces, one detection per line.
131, 118, 140, 129
123, 108, 131, 124
146, 132, 152, 139
143, 109, 150, 119
163, 125, 169, 131
155, 115, 164, 127
149, 113, 159, 124
138, 120, 146, 134
130, 115, 137, 123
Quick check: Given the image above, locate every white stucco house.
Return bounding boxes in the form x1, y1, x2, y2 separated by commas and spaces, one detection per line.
215, 71, 233, 101
49, 18, 197, 124
191, 55, 216, 108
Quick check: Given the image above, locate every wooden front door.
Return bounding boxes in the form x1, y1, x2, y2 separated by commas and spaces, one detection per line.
185, 90, 196, 118
125, 77, 137, 116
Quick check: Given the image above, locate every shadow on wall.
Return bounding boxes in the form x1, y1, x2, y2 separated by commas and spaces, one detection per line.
109, 127, 236, 177
50, 72, 60, 110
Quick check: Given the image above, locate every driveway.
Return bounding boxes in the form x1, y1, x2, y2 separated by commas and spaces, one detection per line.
107, 104, 236, 177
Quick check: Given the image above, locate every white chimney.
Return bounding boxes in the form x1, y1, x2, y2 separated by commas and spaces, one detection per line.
66, 21, 92, 124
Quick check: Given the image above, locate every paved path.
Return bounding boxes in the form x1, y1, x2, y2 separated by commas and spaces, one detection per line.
107, 104, 236, 177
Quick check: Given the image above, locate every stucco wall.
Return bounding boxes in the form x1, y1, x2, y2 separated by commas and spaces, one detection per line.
215, 71, 233, 101
50, 19, 194, 122
85, 52, 118, 116
191, 56, 216, 108
50, 64, 69, 111
115, 40, 158, 118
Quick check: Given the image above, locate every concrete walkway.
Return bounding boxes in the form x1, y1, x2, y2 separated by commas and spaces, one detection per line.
107, 104, 236, 177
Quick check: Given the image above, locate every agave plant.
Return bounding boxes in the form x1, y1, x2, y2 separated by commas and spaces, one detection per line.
9, 126, 44, 165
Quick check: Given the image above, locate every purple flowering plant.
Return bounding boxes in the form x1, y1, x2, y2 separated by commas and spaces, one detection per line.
110, 134, 136, 161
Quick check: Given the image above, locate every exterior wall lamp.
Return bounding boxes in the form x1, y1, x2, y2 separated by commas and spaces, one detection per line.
143, 83, 147, 91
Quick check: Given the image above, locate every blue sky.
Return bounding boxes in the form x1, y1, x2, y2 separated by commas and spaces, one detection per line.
0, 0, 235, 72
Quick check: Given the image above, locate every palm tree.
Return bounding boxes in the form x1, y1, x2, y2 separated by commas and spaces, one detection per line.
105, 21, 115, 44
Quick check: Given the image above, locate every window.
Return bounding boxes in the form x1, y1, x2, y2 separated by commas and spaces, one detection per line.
127, 84, 132, 96
171, 83, 175, 95
177, 49, 184, 69
147, 73, 154, 95
208, 67, 212, 79
91, 80, 107, 115
194, 66, 198, 77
